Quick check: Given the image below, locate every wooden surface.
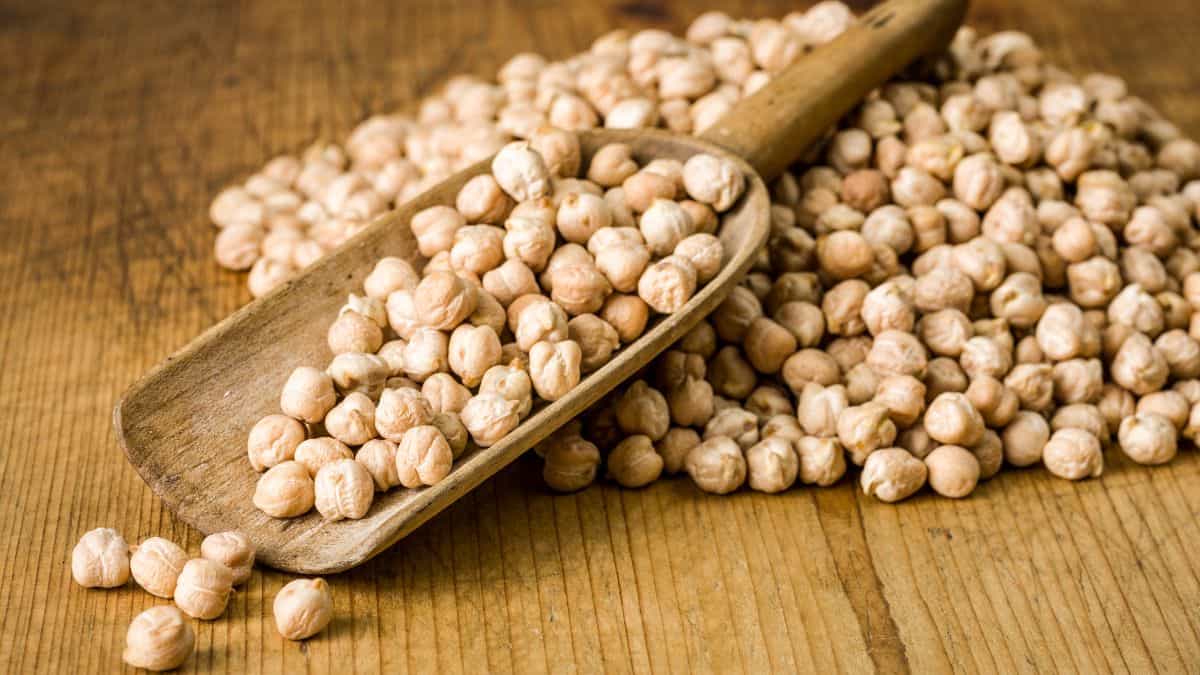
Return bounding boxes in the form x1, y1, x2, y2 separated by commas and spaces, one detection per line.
3, 0, 1200, 672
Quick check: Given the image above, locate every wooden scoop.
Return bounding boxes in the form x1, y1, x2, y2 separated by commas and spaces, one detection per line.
116, 0, 966, 574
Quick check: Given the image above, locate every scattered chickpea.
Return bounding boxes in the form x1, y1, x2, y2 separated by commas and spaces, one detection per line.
274, 578, 334, 640
130, 537, 189, 598
1042, 428, 1104, 480
746, 436, 799, 493
607, 435, 664, 487
685, 436, 747, 494
543, 436, 602, 492
123, 606, 195, 671
396, 425, 454, 488
72, 528, 130, 589
861, 448, 928, 503
247, 414, 307, 472
254, 460, 317, 518
924, 445, 981, 498
174, 558, 234, 620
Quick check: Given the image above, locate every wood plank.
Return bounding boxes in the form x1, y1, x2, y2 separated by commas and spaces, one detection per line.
3, 0, 1200, 672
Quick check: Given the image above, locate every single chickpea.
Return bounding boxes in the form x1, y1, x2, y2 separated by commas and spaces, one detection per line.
479, 364, 534, 419
656, 428, 702, 475
274, 578, 333, 641
71, 528, 130, 589
917, 309, 973, 357
446, 324, 501, 388
744, 385, 793, 423
529, 126, 581, 178
385, 289, 420, 340
199, 531, 255, 586
128, 537, 188, 599
414, 271, 477, 331
913, 267, 974, 314
898, 422, 936, 460
792, 436, 845, 486
419, 373, 471, 414
587, 144, 640, 187
861, 281, 916, 336
990, 273, 1047, 328
796, 382, 848, 438
762, 414, 804, 443
822, 279, 870, 336
1136, 391, 1190, 430
323, 393, 377, 446
624, 171, 679, 213
551, 263, 613, 315
482, 259, 539, 307
1111, 333, 1169, 395
704, 407, 760, 450
557, 192, 613, 244
780, 346, 841, 393
253, 461, 315, 517
970, 429, 1004, 479
529, 339, 582, 401
1042, 428, 1104, 480
214, 223, 264, 271
450, 225, 506, 277
503, 215, 557, 272
606, 435, 664, 488
712, 286, 763, 342
280, 367, 337, 424
328, 309, 384, 355
1004, 363, 1055, 413
1035, 303, 1088, 361
965, 376, 1019, 427
861, 448, 928, 503
457, 174, 514, 224
432, 412, 469, 459
515, 298, 569, 351
681, 153, 745, 211
745, 437, 799, 493
924, 445, 981, 498
1067, 257, 1122, 308
568, 314, 620, 373
1050, 403, 1109, 440
639, 199, 694, 256
867, 330, 928, 378
461, 392, 522, 447
1001, 411, 1050, 467
674, 233, 724, 285
837, 402, 898, 466
953, 153, 1005, 210
615, 380, 670, 441
364, 257, 421, 299
174, 558, 234, 620
959, 336, 1013, 380
924, 393, 985, 446
123, 606, 194, 672
685, 436, 747, 494
543, 436, 602, 492
375, 387, 434, 442
638, 255, 698, 313
402, 328, 450, 383
395, 425, 454, 488
328, 352, 389, 399
667, 376, 716, 428
1107, 284, 1165, 337
594, 242, 651, 294
1050, 358, 1104, 405
875, 375, 927, 428
602, 294, 651, 343
356, 439, 400, 491
742, 317, 797, 374
247, 414, 306, 472
816, 230, 874, 280
925, 357, 970, 400
773, 301, 825, 348
294, 438, 353, 477
1015, 336, 1044, 364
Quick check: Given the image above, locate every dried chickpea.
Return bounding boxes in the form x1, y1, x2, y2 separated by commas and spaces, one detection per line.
281, 366, 337, 424
743, 317, 797, 374
925, 393, 985, 446
965, 376, 1019, 427
402, 328, 450, 383
375, 387, 434, 441
174, 558, 234, 620
274, 578, 333, 641
328, 352, 389, 399
123, 606, 194, 672
72, 528, 130, 589
328, 310, 384, 355
1042, 428, 1103, 480
685, 436, 747, 494
253, 461, 315, 517
1111, 333, 1169, 395
396, 425, 453, 488
247, 414, 306, 472
356, 439, 400, 491
875, 375, 927, 428
657, 428, 702, 475
681, 153, 745, 211
924, 445, 980, 498
129, 537, 189, 598
601, 294, 651, 343
606, 435, 664, 488
529, 339, 582, 401
1001, 411, 1049, 467
861, 448, 927, 503
414, 271, 477, 331
200, 531, 255, 586
461, 392, 521, 447
867, 330, 928, 378
746, 437, 799, 493
1051, 404, 1109, 440
1136, 391, 1190, 430
294, 438, 354, 477
837, 402, 897, 465
324, 393, 376, 446
797, 382, 848, 438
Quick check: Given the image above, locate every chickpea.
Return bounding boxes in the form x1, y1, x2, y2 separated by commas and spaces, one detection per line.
323, 392, 377, 446
638, 255, 698, 313
396, 425, 453, 488
174, 558, 234, 620
328, 352, 389, 400
247, 414, 306, 472
745, 385, 792, 423
588, 144, 639, 187
606, 435, 664, 488
457, 174, 514, 225
781, 348, 841, 394
601, 294, 650, 343
867, 330, 928, 378
281, 366, 337, 424
253, 461, 315, 517
913, 267, 974, 314
743, 437, 798, 493
965, 376, 1019, 427
529, 339, 582, 401
356, 439, 400, 491
1136, 391, 1190, 430
1067, 257, 1122, 308
1042, 428, 1104, 480
1111, 333, 1169, 395
875, 375, 927, 428
822, 279, 870, 336
743, 317, 797, 374
990, 273, 1047, 327
924, 445, 980, 498
483, 260, 540, 307
504, 215, 557, 272
123, 606, 195, 671
364, 257, 421, 301
274, 578, 334, 641
667, 376, 715, 428
685, 436, 747, 494
656, 428, 702, 475
551, 263, 613, 315
1035, 303, 1088, 361
925, 393, 985, 446
1050, 403, 1109, 440
375, 387, 434, 441
681, 153, 745, 211
71, 528, 130, 589
704, 407, 760, 450
1001, 411, 1049, 467
917, 309, 973, 357
294, 437, 353, 477
624, 171, 678, 213
861, 448, 928, 503
614, 380, 670, 441
542, 435, 601, 492
421, 373, 472, 414
414, 271, 478, 331
461, 392, 521, 447
837, 402, 897, 465
200, 531, 255, 586
970, 430, 1004, 480
713, 286, 763, 342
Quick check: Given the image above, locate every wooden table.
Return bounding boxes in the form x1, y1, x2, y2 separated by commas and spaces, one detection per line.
3, 0, 1200, 672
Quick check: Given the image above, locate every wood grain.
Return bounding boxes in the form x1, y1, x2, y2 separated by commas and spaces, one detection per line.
3, 0, 1200, 672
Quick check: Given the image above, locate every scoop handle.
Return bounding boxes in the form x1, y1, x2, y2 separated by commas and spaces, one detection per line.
700, 0, 968, 181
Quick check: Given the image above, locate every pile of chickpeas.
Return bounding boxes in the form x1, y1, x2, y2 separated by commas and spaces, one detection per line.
70, 527, 333, 670
248, 139, 741, 522
218, 1, 1200, 508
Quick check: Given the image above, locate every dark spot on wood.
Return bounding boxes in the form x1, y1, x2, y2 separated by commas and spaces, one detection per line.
868, 10, 895, 29
929, 527, 954, 541
616, 0, 670, 22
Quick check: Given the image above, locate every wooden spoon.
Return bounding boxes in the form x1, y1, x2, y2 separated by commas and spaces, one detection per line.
116, 0, 967, 574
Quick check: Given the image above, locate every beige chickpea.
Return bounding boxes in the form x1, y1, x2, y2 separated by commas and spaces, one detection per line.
867, 330, 928, 379
415, 271, 478, 331
1111, 333, 1169, 395
446, 324, 501, 388
638, 199, 694, 256
294, 438, 353, 477
624, 171, 678, 213
340, 295, 387, 331
681, 153, 745, 212
214, 223, 264, 271
815, 230, 874, 280
273, 578, 333, 641
965, 376, 1019, 427
875, 375, 927, 428
385, 289, 421, 340
321, 393, 375, 446
551, 263, 612, 315
356, 439, 400, 491
615, 380, 670, 441
898, 422, 936, 460
954, 237, 1007, 292
791, 436, 845, 486
247, 414, 306, 472
990, 273, 1047, 328
821, 279, 869, 336
744, 437, 799, 493
600, 294, 650, 344
917, 309, 973, 357
402, 328, 449, 383
1174, 380, 1200, 406
762, 415, 804, 444
837, 402, 897, 466
199, 531, 255, 586
704, 407, 760, 451
685, 436, 747, 494
542, 436, 602, 492
860, 282, 915, 337
742, 317, 797, 374
364, 257, 420, 300
606, 435, 664, 488
529, 339, 582, 401
744, 385, 792, 423
503, 215, 557, 272
420, 373, 472, 414
925, 357, 969, 401
1107, 284, 1164, 337
1051, 403, 1109, 440
1050, 358, 1103, 405
450, 225, 505, 277
123, 605, 195, 671
959, 336, 1013, 380
568, 314, 620, 373
1001, 411, 1050, 467
174, 558, 233, 620
1136, 391, 1190, 430
924, 445, 980, 498
773, 301, 824, 348
71, 527, 130, 589
588, 226, 645, 254
673, 233, 724, 285
528, 126, 580, 178
861, 448, 928, 503
328, 352, 389, 400
395, 425, 453, 488
253, 461, 316, 518
457, 174, 514, 224
1075, 170, 1135, 228
482, 260, 539, 307
491, 141, 551, 202
280, 367, 336, 424
557, 192, 612, 244
328, 310, 383, 355
925, 393, 985, 446
713, 286, 763, 342
128, 537, 188, 599
515, 298, 568, 351
1067, 257, 1122, 308
677, 320, 718, 359
796, 382, 848, 438
657, 428, 702, 475
1004, 363, 1055, 413
970, 429, 1004, 479
1051, 217, 1098, 263
953, 153, 1005, 210
594, 243, 651, 294
638, 255, 697, 313
479, 365, 534, 419
461, 392, 522, 447
432, 412, 469, 459
839, 363, 877, 405
374, 387, 434, 442
1035, 303, 1088, 361
247, 257, 296, 298
913, 267, 974, 314
1042, 428, 1104, 480
587, 144, 639, 187
667, 376, 715, 428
